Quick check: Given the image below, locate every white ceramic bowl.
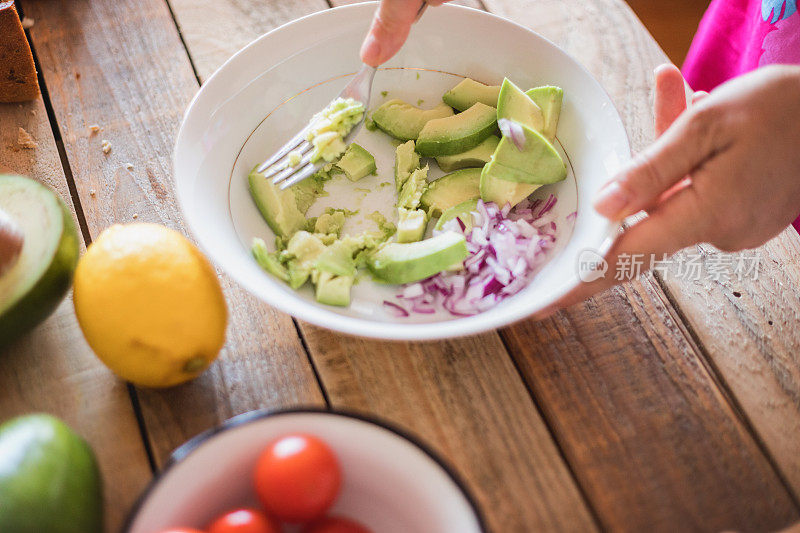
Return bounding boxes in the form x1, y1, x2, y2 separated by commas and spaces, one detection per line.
174, 2, 629, 340
124, 409, 486, 533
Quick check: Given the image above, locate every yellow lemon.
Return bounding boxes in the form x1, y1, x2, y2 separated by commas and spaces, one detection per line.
73, 224, 227, 387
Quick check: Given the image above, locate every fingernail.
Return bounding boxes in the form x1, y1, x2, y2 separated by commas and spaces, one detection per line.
593, 181, 630, 218
360, 34, 382, 66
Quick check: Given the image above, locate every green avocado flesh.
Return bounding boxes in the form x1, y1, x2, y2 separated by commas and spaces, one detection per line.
442, 78, 501, 111
420, 168, 481, 218
0, 414, 103, 533
372, 99, 454, 141
416, 103, 498, 157
368, 231, 468, 284
0, 175, 79, 348
395, 140, 421, 192
479, 164, 540, 209
397, 208, 427, 243
336, 143, 376, 181
497, 78, 544, 133
435, 199, 479, 232
315, 271, 353, 307
525, 86, 563, 142
435, 135, 499, 172
484, 123, 567, 184
248, 168, 323, 238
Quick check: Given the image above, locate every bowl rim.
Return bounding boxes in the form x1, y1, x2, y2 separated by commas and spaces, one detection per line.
122, 407, 489, 533
173, 1, 629, 341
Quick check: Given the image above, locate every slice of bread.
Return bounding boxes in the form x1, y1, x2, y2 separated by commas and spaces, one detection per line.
0, 1, 39, 103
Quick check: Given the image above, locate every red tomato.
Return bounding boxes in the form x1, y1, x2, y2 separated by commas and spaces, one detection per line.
253, 434, 342, 523
207, 508, 280, 533
304, 516, 372, 533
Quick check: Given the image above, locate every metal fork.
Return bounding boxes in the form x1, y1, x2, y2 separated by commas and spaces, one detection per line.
256, 1, 429, 190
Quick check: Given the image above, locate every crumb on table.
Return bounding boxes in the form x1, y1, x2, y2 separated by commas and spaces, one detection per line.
125, 163, 134, 170
17, 127, 37, 149
21, 17, 34, 29
89, 189, 96, 196
88, 124, 101, 135
132, 213, 138, 219
101, 139, 112, 154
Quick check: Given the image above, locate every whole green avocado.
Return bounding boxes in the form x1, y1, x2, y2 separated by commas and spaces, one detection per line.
0, 414, 103, 533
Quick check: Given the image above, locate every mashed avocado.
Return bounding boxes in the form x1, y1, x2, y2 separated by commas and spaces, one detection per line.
306, 97, 365, 163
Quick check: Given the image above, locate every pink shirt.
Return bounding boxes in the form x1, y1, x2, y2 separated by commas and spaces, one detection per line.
682, 0, 800, 231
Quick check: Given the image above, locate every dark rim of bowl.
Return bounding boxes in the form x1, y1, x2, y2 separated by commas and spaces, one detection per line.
121, 406, 489, 533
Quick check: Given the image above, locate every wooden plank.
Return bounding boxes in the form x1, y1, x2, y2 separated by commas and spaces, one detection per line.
167, 1, 600, 531
300, 329, 599, 532
168, 0, 328, 82
20, 0, 326, 468
0, 100, 152, 531
483, 0, 800, 529
660, 236, 800, 500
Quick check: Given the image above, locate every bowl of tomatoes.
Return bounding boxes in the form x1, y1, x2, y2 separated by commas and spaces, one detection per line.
123, 408, 486, 533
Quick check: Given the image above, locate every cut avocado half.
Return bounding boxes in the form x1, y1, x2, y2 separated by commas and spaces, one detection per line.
525, 86, 563, 142
367, 231, 468, 284
336, 143, 376, 182
479, 164, 540, 209
497, 78, 544, 133
484, 122, 567, 184
416, 103, 498, 157
442, 78, 501, 111
435, 199, 479, 232
435, 135, 499, 173
372, 99, 454, 141
420, 168, 481, 218
0, 176, 79, 348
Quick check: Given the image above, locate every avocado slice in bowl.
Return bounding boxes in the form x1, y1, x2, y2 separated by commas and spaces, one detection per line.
416, 102, 498, 157
0, 175, 80, 348
372, 99, 454, 141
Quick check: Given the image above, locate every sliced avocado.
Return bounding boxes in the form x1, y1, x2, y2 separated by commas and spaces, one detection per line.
398, 165, 428, 210
314, 240, 357, 277
397, 208, 428, 243
442, 78, 501, 111
435, 135, 499, 172
0, 414, 103, 533
435, 199, 479, 232
485, 122, 566, 184
372, 99, 454, 141
314, 271, 354, 307
285, 231, 327, 289
525, 86, 563, 142
248, 167, 322, 238
367, 231, 468, 284
416, 103, 497, 157
479, 163, 540, 209
251, 238, 289, 282
0, 176, 79, 348
420, 168, 481, 218
394, 140, 421, 192
336, 143, 376, 182
497, 78, 544, 133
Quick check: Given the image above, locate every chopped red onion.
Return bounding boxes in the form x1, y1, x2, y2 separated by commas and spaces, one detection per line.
498, 118, 527, 151
394, 196, 560, 317
383, 300, 409, 317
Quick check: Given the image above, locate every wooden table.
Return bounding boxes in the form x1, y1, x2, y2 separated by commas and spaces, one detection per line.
3, 0, 800, 531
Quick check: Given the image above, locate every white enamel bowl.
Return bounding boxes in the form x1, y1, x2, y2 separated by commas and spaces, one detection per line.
173, 2, 629, 340
123, 409, 486, 533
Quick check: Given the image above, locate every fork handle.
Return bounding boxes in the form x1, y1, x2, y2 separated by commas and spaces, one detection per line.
415, 1, 428, 22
